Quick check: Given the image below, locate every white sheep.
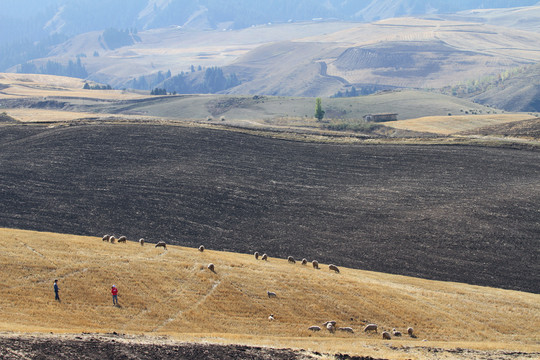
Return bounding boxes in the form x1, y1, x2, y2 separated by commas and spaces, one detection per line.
109, 236, 116, 244
139, 238, 144, 246
254, 251, 260, 260
326, 323, 336, 333
267, 291, 277, 298
102, 235, 110, 242
392, 328, 402, 337
382, 331, 392, 340
287, 256, 295, 264
117, 236, 127, 243
155, 241, 167, 249
364, 324, 378, 332
322, 320, 337, 327
312, 260, 319, 269
308, 326, 321, 331
329, 264, 340, 273
268, 314, 275, 321
198, 245, 205, 252
301, 258, 308, 265
261, 253, 268, 261
338, 327, 354, 333
207, 263, 215, 272
408, 327, 415, 337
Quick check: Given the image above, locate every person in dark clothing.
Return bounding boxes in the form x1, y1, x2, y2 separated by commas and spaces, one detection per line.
54, 279, 60, 301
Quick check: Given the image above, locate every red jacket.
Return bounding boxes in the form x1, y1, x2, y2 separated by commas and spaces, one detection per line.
111, 287, 118, 296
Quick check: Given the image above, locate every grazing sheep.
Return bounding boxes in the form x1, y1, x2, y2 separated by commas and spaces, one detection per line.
382, 331, 392, 340
254, 251, 260, 260
364, 324, 378, 332
407, 327, 415, 337
261, 253, 268, 261
338, 327, 354, 333
139, 238, 145, 246
267, 291, 277, 298
207, 263, 215, 272
102, 235, 110, 242
155, 241, 167, 249
301, 258, 308, 265
287, 256, 295, 264
109, 236, 116, 244
312, 260, 319, 269
326, 323, 336, 333
329, 264, 340, 273
268, 314, 275, 321
308, 326, 321, 332
322, 320, 337, 327
198, 245, 205, 252
117, 236, 127, 243
392, 328, 402, 337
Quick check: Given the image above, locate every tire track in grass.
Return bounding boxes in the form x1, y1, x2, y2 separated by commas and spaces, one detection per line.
150, 279, 221, 333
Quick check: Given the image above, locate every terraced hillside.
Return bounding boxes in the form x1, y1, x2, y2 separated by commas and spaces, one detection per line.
1, 123, 539, 293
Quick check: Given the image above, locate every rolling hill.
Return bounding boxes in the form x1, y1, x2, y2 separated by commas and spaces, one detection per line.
3, 0, 538, 46
442, 5, 540, 32
470, 62, 540, 112
1, 123, 539, 294
11, 16, 540, 103
0, 72, 509, 124
0, 228, 538, 359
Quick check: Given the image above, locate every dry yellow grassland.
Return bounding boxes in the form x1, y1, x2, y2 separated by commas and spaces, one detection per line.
385, 114, 536, 135
0, 228, 538, 359
3, 108, 159, 123
0, 73, 147, 100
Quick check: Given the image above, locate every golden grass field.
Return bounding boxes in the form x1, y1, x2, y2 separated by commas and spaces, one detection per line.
385, 114, 537, 135
0, 73, 146, 100
1, 228, 538, 359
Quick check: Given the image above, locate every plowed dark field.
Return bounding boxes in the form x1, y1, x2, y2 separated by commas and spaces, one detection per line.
0, 335, 341, 360
1, 124, 539, 293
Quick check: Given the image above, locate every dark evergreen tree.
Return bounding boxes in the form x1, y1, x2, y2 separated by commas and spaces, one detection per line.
314, 97, 325, 121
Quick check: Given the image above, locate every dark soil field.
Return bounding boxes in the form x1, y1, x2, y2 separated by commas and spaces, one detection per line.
0, 334, 346, 360
1, 124, 539, 293
2, 334, 535, 360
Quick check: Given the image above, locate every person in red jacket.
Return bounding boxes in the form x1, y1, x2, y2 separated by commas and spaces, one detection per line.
111, 285, 118, 306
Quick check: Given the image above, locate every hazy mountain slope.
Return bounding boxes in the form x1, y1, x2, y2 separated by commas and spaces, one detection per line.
224, 41, 346, 97
357, 0, 540, 21
9, 12, 540, 105
35, 22, 357, 88
222, 18, 540, 96
2, 0, 539, 46
442, 5, 540, 32
472, 63, 540, 112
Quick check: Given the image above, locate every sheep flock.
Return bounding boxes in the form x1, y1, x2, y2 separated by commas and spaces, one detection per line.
100, 234, 419, 341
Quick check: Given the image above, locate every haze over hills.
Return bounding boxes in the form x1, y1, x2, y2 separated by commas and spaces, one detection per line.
2, 0, 538, 44
3, 1, 540, 112
441, 4, 540, 32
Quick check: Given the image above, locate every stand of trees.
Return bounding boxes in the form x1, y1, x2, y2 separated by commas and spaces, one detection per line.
133, 66, 240, 95
83, 82, 112, 90
0, 34, 67, 72
101, 28, 140, 50
332, 85, 398, 98
18, 57, 88, 79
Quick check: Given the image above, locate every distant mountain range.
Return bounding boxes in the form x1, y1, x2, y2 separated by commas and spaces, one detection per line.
2, 0, 539, 45
2, 1, 540, 111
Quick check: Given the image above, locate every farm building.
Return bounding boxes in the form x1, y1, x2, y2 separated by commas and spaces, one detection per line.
363, 113, 398, 122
